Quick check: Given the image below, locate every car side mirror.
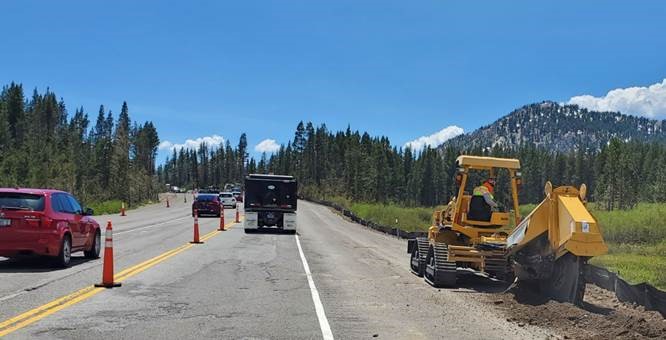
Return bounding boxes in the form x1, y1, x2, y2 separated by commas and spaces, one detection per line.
84, 208, 94, 216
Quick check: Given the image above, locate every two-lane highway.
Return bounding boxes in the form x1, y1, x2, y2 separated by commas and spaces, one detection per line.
1, 198, 547, 339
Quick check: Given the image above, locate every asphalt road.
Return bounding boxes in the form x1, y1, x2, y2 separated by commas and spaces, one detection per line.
0, 196, 548, 339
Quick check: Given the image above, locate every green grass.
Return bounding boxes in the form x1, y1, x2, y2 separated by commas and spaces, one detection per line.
590, 246, 666, 290
87, 199, 155, 215
87, 200, 124, 215
325, 196, 442, 232
321, 196, 666, 289
590, 203, 666, 245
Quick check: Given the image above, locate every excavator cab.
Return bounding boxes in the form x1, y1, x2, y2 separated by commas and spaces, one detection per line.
452, 155, 521, 229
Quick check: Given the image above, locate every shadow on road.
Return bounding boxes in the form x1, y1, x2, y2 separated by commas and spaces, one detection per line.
0, 255, 97, 273
244, 229, 297, 235
451, 271, 512, 293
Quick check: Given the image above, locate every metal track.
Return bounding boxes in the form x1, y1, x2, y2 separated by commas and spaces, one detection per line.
485, 253, 513, 281
410, 237, 429, 277
424, 242, 457, 287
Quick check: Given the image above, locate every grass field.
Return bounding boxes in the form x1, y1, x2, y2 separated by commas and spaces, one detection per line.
87, 200, 124, 215
323, 197, 666, 289
326, 196, 442, 232
590, 242, 666, 290
87, 199, 155, 215
582, 203, 666, 289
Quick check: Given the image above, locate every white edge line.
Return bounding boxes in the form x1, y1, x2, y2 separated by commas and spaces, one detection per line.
295, 234, 334, 340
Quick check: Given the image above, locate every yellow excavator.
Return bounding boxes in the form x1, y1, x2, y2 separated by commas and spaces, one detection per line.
407, 155, 607, 304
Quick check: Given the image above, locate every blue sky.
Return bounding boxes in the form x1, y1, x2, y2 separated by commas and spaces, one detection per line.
1, 1, 665, 162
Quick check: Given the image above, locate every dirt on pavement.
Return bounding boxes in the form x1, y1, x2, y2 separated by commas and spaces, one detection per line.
480, 283, 666, 339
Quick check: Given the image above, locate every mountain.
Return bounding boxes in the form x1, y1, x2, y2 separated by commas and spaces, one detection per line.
443, 101, 666, 152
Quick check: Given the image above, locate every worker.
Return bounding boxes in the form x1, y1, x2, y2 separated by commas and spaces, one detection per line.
468, 178, 498, 221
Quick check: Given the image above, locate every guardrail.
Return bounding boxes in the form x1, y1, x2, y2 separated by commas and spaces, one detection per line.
304, 196, 666, 318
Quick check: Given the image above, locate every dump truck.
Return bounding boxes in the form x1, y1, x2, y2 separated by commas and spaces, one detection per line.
243, 174, 297, 234
407, 155, 607, 304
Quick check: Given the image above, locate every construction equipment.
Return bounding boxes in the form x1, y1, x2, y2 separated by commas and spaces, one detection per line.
407, 155, 607, 304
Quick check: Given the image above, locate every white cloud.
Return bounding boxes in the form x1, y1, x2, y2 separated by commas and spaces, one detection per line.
567, 79, 666, 119
158, 134, 225, 151
404, 125, 464, 150
254, 139, 281, 153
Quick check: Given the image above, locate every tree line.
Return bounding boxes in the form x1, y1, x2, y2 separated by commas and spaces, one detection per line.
156, 134, 248, 190
157, 121, 666, 211
0, 82, 160, 206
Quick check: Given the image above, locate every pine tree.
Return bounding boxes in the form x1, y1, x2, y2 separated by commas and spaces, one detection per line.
110, 102, 131, 203
238, 133, 248, 178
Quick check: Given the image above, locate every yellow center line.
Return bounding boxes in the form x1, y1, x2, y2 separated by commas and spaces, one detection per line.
0, 218, 242, 337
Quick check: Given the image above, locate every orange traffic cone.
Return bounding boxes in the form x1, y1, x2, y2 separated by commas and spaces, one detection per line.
95, 221, 121, 288
190, 210, 204, 244
120, 202, 126, 216
218, 204, 225, 231
235, 204, 240, 223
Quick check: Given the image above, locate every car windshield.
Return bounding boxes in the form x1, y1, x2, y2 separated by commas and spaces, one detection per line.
220, 193, 233, 198
0, 192, 45, 211
197, 195, 217, 202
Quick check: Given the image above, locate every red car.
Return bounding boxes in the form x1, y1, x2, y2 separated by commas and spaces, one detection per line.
0, 188, 101, 267
192, 194, 221, 217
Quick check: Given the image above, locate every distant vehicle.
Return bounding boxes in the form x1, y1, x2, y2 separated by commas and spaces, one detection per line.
218, 192, 237, 208
224, 183, 241, 193
244, 174, 297, 233
232, 191, 243, 203
192, 194, 221, 217
198, 187, 220, 194
0, 188, 101, 267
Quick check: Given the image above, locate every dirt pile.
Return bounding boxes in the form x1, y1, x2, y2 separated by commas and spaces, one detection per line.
483, 284, 666, 339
